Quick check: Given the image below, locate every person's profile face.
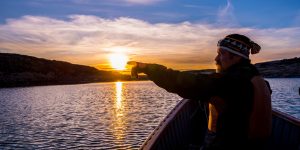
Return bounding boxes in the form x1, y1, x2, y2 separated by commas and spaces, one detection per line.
215, 48, 235, 72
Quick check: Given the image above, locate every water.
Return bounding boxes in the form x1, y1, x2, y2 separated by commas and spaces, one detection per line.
267, 78, 300, 119
0, 81, 181, 149
0, 79, 300, 149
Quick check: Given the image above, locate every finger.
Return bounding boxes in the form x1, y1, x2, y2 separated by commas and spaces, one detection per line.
127, 61, 137, 65
131, 66, 139, 78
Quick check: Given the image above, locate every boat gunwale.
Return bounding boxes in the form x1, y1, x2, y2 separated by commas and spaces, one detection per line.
140, 99, 300, 149
139, 99, 189, 150
272, 108, 300, 126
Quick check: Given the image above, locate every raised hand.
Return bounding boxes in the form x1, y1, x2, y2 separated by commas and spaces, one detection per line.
127, 61, 147, 79
127, 61, 137, 66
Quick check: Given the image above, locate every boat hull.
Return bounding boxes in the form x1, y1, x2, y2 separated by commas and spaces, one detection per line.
140, 99, 300, 150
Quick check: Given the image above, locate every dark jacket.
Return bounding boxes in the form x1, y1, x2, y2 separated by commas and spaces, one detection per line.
140, 62, 261, 149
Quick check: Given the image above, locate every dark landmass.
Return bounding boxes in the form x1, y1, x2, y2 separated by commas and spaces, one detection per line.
1, 53, 299, 88
255, 57, 300, 78
184, 58, 300, 78
0, 53, 147, 88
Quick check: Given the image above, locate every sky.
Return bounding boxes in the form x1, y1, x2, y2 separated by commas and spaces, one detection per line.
0, 0, 300, 71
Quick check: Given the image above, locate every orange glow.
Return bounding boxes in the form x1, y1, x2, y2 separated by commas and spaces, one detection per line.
109, 53, 128, 70
113, 81, 125, 140
115, 82, 123, 110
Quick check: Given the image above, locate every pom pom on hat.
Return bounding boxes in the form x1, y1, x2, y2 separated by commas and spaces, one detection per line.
250, 41, 261, 54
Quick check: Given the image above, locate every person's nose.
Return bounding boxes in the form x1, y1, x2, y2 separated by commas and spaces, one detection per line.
215, 55, 219, 63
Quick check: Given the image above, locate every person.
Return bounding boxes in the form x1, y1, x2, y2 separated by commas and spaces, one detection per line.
128, 34, 272, 150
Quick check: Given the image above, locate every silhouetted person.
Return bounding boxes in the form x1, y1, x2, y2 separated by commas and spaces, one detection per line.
129, 34, 272, 150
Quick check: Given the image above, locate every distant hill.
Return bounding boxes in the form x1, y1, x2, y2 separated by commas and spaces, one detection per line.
255, 57, 300, 78
1, 53, 299, 87
0, 53, 131, 87
184, 57, 300, 78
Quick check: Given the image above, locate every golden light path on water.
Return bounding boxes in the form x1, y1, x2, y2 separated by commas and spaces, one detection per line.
113, 82, 126, 141
116, 82, 123, 110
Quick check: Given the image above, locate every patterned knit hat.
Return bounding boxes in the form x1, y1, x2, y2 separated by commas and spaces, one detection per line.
217, 34, 261, 59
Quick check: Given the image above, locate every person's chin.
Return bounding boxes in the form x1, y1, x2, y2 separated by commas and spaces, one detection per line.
216, 64, 222, 73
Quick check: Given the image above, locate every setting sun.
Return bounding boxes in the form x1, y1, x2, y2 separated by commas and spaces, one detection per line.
109, 53, 129, 70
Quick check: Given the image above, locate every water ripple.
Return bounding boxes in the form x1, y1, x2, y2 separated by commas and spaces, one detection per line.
267, 78, 300, 119
0, 81, 181, 149
1, 79, 299, 149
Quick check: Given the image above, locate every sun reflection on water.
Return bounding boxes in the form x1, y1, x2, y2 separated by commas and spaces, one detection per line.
113, 82, 126, 141
116, 82, 123, 111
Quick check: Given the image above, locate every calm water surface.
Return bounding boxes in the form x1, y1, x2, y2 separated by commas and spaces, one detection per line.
0, 81, 181, 149
0, 79, 299, 149
267, 78, 300, 119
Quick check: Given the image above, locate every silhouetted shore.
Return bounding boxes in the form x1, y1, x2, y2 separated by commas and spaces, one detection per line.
0, 53, 299, 88
255, 57, 300, 78
0, 53, 148, 88
185, 58, 300, 78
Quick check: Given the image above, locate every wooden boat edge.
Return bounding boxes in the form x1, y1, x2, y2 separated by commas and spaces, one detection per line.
140, 99, 300, 150
272, 109, 300, 126
139, 99, 190, 150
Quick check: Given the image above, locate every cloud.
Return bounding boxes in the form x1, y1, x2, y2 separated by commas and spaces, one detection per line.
217, 0, 238, 27
0, 15, 299, 70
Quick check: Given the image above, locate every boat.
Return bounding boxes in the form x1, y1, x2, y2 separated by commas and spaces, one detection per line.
140, 99, 300, 150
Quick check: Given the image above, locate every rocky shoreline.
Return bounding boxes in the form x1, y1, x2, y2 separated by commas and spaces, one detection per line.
0, 53, 135, 88
0, 53, 299, 88
255, 57, 300, 78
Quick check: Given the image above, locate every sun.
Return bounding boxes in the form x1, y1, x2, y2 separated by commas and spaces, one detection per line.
109, 53, 128, 70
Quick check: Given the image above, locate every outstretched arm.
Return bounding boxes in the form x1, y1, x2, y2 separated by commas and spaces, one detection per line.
128, 62, 218, 100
